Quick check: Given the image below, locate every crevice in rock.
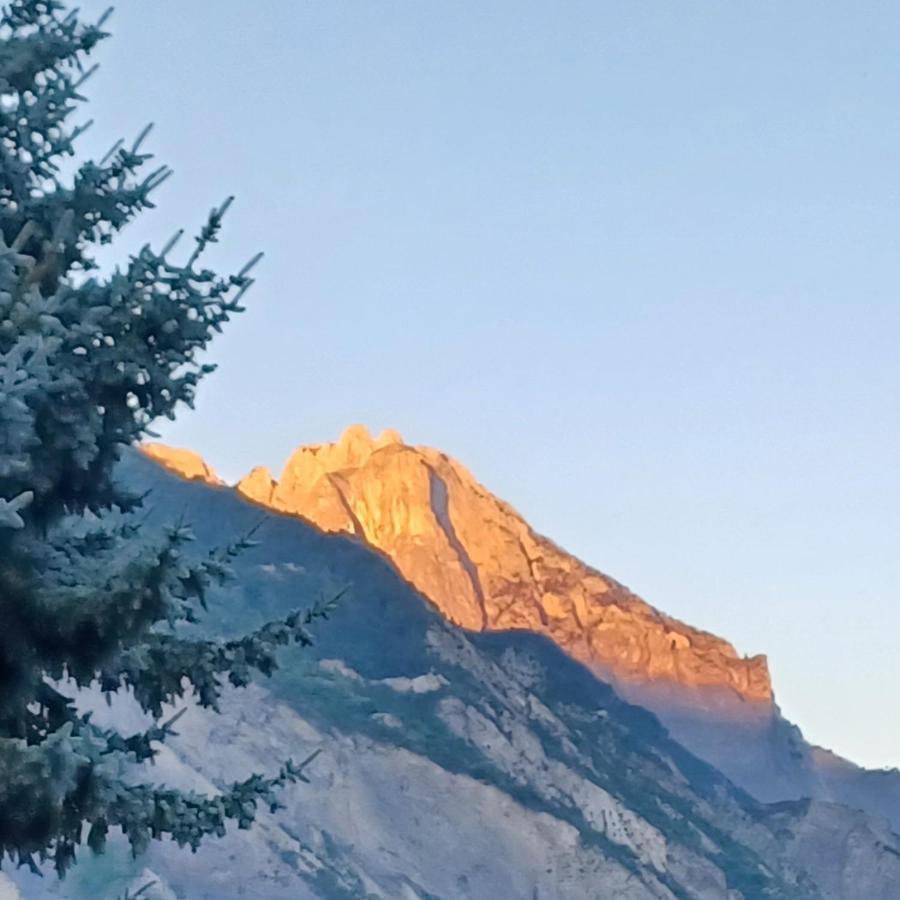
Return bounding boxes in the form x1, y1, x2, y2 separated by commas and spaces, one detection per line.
515, 535, 542, 586
427, 466, 488, 631
513, 532, 549, 627
326, 473, 367, 539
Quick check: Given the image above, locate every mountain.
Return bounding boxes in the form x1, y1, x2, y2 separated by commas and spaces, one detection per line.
11, 450, 900, 900
234, 426, 771, 705
148, 426, 900, 827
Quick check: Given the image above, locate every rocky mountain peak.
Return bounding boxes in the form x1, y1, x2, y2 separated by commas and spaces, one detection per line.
133, 434, 900, 861
230, 428, 773, 710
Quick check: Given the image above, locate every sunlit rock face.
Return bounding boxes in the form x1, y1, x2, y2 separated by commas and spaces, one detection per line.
234, 425, 771, 708
141, 443, 223, 485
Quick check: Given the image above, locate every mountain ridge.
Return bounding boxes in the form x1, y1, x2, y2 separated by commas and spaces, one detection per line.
139, 427, 900, 825
144, 427, 773, 706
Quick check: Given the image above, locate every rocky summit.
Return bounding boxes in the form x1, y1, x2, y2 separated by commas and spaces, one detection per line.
146, 427, 900, 826
231, 425, 772, 705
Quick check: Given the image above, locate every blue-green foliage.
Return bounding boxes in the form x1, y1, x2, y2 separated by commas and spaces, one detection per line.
0, 0, 326, 879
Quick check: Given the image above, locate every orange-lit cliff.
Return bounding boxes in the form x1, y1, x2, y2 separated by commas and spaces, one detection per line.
144, 425, 771, 711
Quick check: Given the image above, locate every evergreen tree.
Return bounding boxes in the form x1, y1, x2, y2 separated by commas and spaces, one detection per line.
0, 0, 327, 877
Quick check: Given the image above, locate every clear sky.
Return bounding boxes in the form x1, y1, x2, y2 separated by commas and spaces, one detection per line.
78, 1, 899, 769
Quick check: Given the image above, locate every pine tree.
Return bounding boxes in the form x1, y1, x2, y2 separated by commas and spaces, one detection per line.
0, 0, 327, 878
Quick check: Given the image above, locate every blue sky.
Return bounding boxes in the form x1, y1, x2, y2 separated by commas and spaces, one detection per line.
79, 2, 899, 768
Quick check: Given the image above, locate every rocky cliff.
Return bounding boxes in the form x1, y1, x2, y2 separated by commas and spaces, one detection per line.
232, 425, 771, 707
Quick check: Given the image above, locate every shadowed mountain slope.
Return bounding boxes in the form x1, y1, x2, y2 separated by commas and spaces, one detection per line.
147, 426, 900, 827
13, 450, 900, 900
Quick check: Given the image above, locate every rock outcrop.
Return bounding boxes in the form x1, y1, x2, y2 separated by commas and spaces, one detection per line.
235, 425, 771, 710
141, 443, 223, 485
